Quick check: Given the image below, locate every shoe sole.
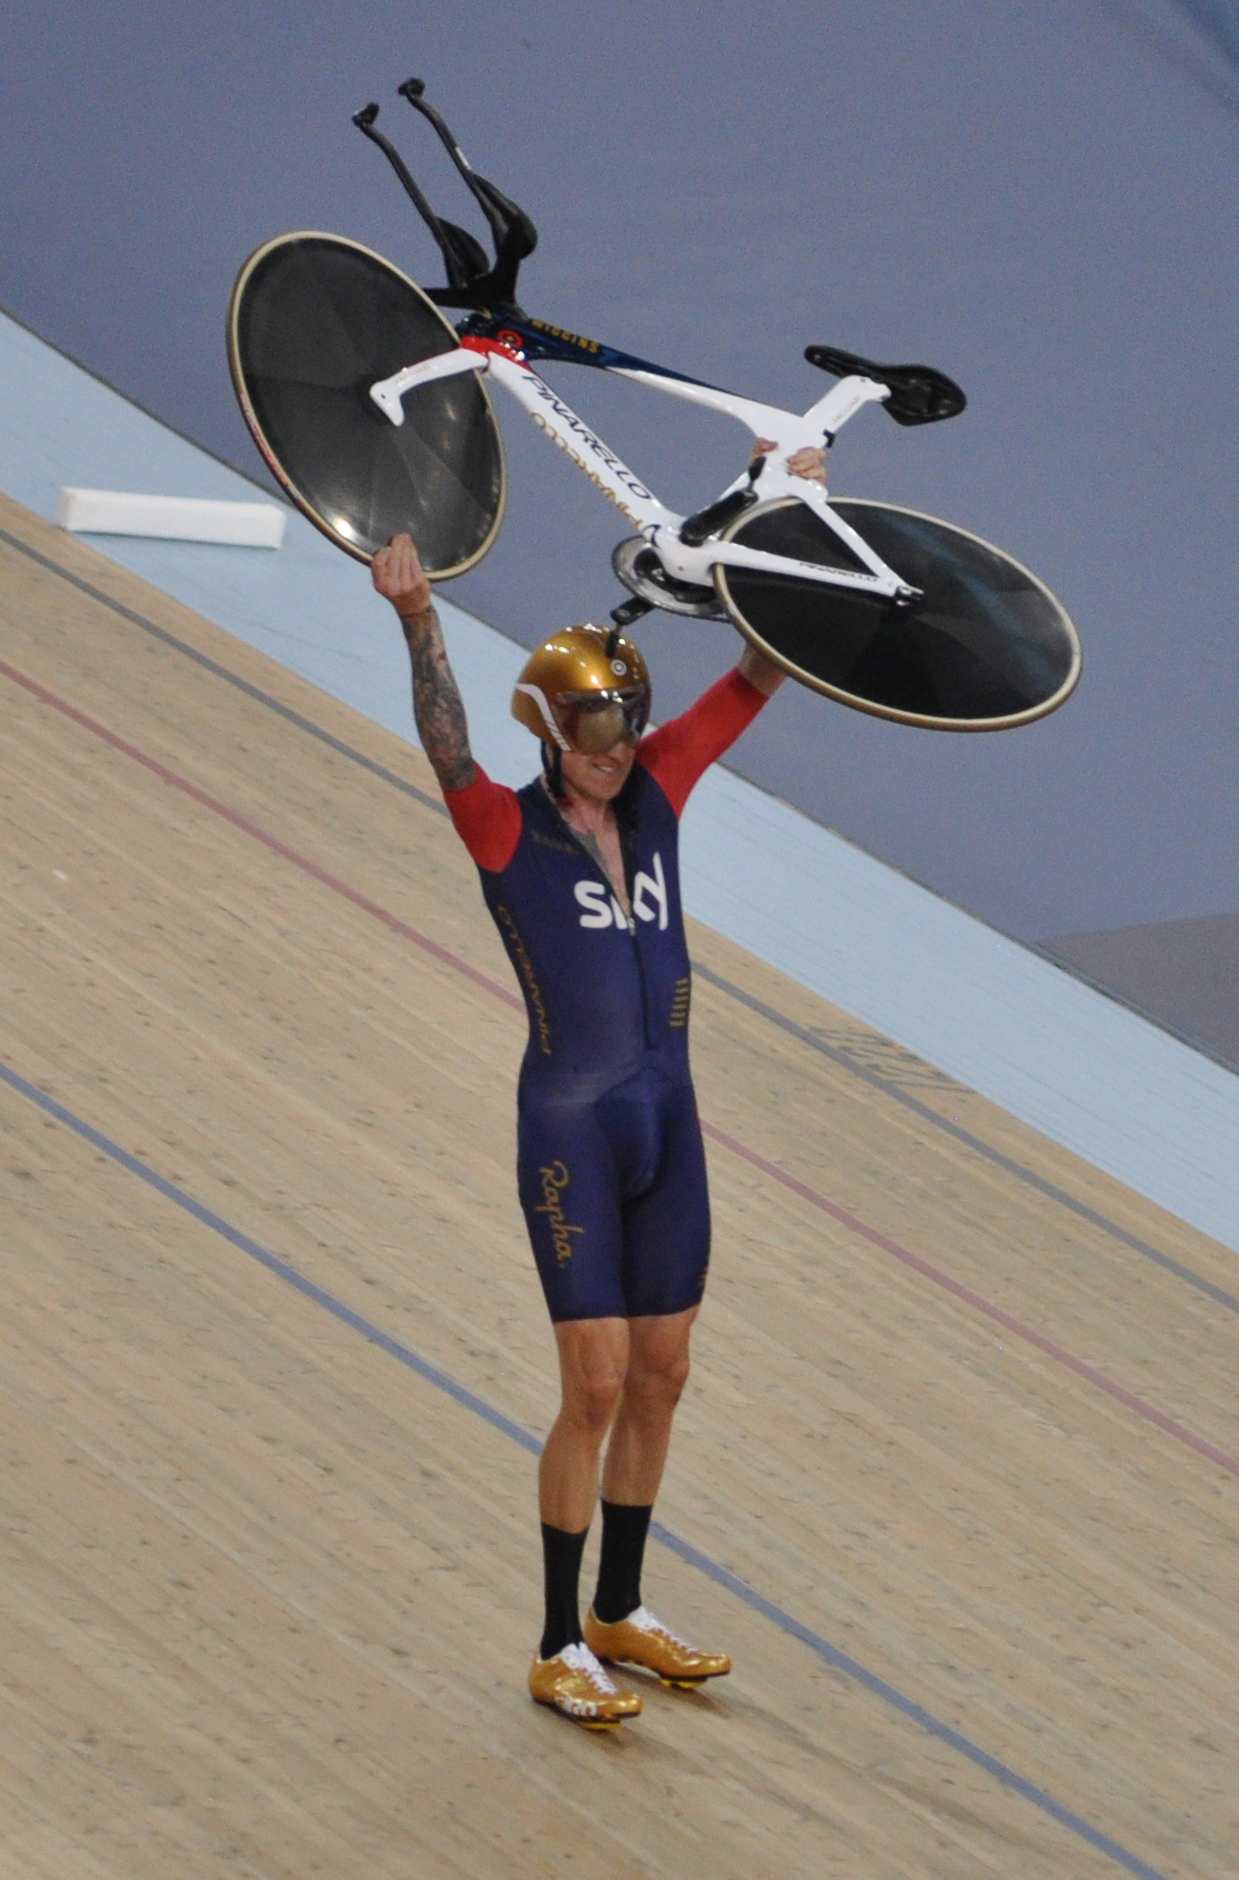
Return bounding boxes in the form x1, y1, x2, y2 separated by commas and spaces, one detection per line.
531, 1694, 632, 1729
594, 1655, 728, 1689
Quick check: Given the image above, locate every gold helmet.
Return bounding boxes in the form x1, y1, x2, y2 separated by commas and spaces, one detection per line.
511, 624, 651, 755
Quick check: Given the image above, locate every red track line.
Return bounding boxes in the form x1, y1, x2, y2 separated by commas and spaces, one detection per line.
700, 1121, 1239, 1479
9, 653, 1239, 1483
0, 656, 522, 1015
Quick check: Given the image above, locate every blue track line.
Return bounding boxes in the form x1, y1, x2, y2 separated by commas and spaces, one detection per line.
0, 1053, 1170, 1880
6, 520, 1233, 1323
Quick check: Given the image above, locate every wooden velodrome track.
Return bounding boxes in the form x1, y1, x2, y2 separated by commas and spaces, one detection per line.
1, 487, 1237, 1880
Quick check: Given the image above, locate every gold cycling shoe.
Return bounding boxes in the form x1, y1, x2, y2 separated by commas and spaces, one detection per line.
528, 1641, 643, 1728
584, 1605, 731, 1688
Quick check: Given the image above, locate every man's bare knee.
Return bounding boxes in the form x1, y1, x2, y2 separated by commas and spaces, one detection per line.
625, 1346, 691, 1418
555, 1318, 629, 1437
565, 1367, 625, 1435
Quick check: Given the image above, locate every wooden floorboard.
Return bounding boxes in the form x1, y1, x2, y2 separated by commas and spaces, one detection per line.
1, 491, 1236, 1878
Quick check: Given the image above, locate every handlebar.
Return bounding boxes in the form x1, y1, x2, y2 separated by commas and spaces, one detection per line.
353, 83, 537, 314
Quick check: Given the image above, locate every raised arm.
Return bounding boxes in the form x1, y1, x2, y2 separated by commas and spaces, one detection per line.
736, 642, 786, 698
372, 533, 476, 794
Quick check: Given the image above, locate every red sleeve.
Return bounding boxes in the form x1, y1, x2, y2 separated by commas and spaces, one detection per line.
636, 668, 768, 818
444, 763, 523, 872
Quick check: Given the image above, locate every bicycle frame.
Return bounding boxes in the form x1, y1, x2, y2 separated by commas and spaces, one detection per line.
232, 90, 1078, 733
350, 84, 966, 610
368, 317, 921, 605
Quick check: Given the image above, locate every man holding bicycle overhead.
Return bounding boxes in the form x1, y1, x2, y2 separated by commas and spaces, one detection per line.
374, 526, 785, 1730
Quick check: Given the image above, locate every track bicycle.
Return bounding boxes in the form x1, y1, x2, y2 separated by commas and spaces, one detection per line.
228, 79, 1080, 732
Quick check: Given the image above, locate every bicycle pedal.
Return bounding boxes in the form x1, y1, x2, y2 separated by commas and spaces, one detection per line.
610, 595, 654, 628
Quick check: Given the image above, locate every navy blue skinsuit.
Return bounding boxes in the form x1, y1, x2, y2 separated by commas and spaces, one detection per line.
445, 670, 765, 1321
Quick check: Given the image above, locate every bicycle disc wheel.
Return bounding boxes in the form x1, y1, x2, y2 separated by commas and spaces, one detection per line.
713, 497, 1080, 730
228, 232, 505, 571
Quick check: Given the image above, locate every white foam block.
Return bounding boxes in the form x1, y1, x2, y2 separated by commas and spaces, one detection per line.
56, 487, 285, 548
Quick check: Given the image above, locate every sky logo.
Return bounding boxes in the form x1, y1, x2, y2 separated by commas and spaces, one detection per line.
574, 853, 668, 930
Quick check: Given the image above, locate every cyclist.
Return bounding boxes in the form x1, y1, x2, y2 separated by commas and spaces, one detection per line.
373, 527, 785, 1727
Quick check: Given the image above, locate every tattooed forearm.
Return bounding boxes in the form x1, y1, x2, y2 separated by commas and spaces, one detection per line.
400, 604, 476, 794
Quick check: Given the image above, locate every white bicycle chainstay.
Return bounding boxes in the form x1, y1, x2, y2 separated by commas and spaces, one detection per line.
368, 339, 916, 601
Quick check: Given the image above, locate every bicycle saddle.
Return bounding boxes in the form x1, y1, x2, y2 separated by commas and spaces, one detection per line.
805, 346, 966, 426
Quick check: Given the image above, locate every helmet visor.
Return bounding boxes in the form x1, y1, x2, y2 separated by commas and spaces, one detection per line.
556, 687, 649, 754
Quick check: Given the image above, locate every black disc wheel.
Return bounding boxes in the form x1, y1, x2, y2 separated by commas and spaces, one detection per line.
713, 497, 1080, 730
228, 232, 505, 571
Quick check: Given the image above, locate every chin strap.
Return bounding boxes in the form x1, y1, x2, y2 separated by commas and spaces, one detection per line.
542, 741, 566, 799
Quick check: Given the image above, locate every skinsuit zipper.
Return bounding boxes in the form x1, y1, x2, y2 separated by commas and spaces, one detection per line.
557, 809, 653, 1054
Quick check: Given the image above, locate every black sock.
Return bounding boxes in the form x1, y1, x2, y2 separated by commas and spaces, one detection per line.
592, 1500, 653, 1624
539, 1522, 589, 1660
